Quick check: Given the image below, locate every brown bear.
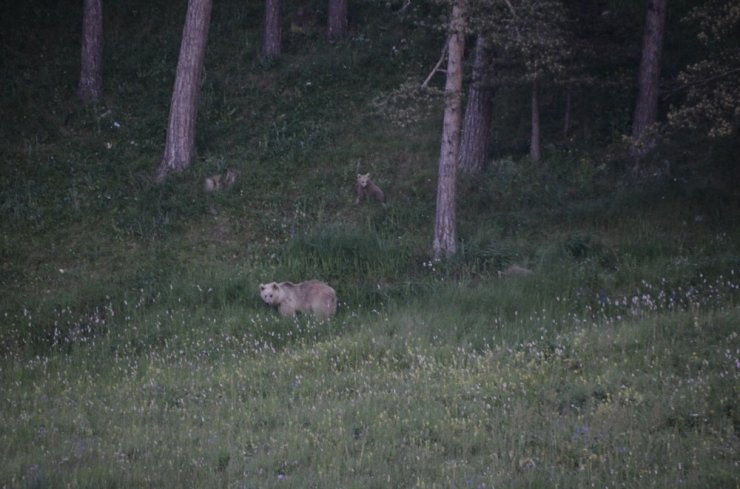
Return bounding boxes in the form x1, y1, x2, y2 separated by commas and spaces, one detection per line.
259, 280, 337, 320
355, 173, 385, 204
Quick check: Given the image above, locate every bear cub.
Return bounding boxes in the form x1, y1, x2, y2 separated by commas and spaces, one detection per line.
204, 168, 239, 192
259, 280, 337, 320
355, 173, 385, 204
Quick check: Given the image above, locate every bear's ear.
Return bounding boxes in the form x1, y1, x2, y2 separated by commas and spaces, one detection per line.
271, 283, 279, 290
259, 284, 265, 290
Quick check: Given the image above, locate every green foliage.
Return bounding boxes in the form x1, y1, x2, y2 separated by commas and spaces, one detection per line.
477, 0, 573, 79
280, 226, 406, 279
666, 0, 740, 139
2, 289, 738, 487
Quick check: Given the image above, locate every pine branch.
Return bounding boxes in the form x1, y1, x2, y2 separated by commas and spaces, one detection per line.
421, 41, 449, 89
662, 67, 740, 100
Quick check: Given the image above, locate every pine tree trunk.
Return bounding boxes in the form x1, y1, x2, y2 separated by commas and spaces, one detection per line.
459, 34, 495, 177
433, 1, 465, 260
262, 0, 282, 58
630, 0, 667, 166
327, 0, 348, 40
563, 86, 572, 140
530, 78, 542, 162
156, 0, 213, 183
78, 0, 103, 104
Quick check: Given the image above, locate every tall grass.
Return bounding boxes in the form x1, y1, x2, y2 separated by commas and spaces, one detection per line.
2, 274, 737, 488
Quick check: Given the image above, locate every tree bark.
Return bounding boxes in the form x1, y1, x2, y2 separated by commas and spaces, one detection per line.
78, 0, 103, 104
630, 0, 667, 166
459, 34, 495, 177
562, 86, 571, 139
327, 0, 348, 40
156, 0, 213, 183
530, 78, 541, 162
262, 0, 282, 58
433, 1, 465, 260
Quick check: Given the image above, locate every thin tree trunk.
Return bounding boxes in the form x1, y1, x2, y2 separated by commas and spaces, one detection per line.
327, 0, 348, 40
563, 86, 571, 139
630, 0, 667, 166
433, 1, 465, 260
459, 34, 495, 177
530, 78, 541, 162
262, 0, 282, 58
156, 0, 213, 183
78, 0, 103, 104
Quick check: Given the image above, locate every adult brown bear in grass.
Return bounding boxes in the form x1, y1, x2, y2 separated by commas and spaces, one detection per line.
259, 280, 337, 320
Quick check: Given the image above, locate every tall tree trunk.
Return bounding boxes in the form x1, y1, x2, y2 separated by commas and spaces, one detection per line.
530, 78, 542, 162
327, 0, 348, 40
562, 86, 571, 140
459, 34, 495, 177
262, 0, 282, 58
433, 1, 465, 260
630, 0, 667, 167
78, 0, 103, 104
156, 0, 213, 183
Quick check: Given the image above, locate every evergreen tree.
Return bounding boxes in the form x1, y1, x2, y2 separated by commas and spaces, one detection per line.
327, 0, 349, 40
630, 0, 667, 167
433, 0, 466, 260
78, 0, 103, 104
459, 34, 495, 176
667, 0, 739, 140
466, 0, 570, 162
503, 0, 570, 162
156, 0, 213, 182
262, 0, 282, 59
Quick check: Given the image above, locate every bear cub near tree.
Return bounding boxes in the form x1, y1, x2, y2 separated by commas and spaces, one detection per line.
204, 168, 239, 192
355, 173, 385, 204
259, 280, 337, 320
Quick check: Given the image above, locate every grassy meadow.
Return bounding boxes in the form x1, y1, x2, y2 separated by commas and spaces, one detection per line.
1, 0, 739, 488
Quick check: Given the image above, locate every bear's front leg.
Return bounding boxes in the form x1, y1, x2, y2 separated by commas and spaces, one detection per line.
278, 303, 297, 317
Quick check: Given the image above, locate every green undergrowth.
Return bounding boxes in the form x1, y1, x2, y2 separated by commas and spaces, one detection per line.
1, 287, 737, 488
